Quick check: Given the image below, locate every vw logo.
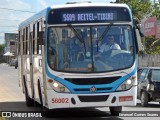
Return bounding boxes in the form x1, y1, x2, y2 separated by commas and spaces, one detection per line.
90, 86, 97, 92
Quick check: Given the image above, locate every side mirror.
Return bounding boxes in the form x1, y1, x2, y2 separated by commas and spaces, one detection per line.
133, 18, 144, 37
134, 27, 143, 53
136, 24, 144, 37
39, 31, 45, 45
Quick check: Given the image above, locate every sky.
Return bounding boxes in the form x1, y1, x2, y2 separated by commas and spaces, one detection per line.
0, 0, 157, 44
0, 0, 117, 44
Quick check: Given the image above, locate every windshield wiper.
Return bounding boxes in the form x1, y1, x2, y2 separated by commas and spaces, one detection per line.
97, 23, 113, 51
67, 24, 86, 53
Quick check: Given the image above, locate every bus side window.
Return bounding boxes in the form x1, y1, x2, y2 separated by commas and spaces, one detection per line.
34, 23, 37, 55
26, 27, 29, 55
18, 30, 21, 55
23, 29, 25, 55
33, 24, 35, 54
38, 20, 43, 54
37, 22, 40, 54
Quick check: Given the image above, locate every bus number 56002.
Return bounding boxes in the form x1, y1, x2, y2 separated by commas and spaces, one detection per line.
52, 98, 69, 103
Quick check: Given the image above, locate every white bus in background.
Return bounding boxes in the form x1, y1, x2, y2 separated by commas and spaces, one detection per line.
18, 2, 142, 117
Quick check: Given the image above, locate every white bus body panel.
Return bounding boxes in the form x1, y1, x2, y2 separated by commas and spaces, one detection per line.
46, 86, 137, 109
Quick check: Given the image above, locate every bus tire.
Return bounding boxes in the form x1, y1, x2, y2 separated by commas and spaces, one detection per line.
37, 80, 52, 118
109, 106, 122, 116
38, 80, 43, 107
23, 78, 34, 107
44, 107, 52, 118
141, 91, 148, 107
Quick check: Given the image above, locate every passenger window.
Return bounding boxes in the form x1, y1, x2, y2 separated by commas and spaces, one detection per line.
139, 69, 148, 81
147, 70, 152, 80
151, 69, 160, 81
23, 29, 25, 55
18, 30, 21, 55
37, 22, 40, 54
137, 69, 143, 77
33, 24, 35, 54
26, 27, 29, 55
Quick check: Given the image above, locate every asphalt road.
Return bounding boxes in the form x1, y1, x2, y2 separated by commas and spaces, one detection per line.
0, 63, 160, 120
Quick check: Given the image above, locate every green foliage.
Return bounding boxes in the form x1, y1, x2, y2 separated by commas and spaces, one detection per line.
144, 37, 160, 54
0, 44, 6, 63
0, 44, 5, 54
115, 0, 160, 54
115, 0, 152, 20
151, 2, 160, 19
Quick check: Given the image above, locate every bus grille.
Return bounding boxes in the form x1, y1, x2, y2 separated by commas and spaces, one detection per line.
74, 87, 112, 92
78, 95, 109, 102
65, 76, 121, 85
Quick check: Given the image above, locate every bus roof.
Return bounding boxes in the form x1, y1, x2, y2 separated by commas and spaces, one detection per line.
50, 3, 129, 9
19, 3, 130, 29
19, 8, 48, 29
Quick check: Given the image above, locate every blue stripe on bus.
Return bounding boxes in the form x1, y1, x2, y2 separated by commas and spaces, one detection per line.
45, 64, 136, 94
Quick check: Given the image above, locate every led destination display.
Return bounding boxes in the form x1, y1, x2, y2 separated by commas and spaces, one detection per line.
62, 12, 116, 22
48, 7, 131, 24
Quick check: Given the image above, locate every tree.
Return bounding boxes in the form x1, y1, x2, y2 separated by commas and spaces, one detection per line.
0, 44, 5, 55
144, 0, 160, 54
0, 44, 5, 63
144, 36, 160, 54
115, 0, 152, 20
115, 0, 160, 54
151, 0, 160, 19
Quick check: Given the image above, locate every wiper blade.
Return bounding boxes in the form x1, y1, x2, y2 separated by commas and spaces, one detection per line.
67, 24, 86, 53
96, 23, 113, 52
98, 22, 113, 42
67, 24, 84, 43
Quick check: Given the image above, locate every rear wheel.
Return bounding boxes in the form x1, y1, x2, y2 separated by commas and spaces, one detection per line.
141, 91, 148, 107
109, 106, 122, 116
23, 79, 34, 106
38, 80, 43, 107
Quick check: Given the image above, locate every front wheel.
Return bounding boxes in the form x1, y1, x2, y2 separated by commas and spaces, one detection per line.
109, 106, 122, 116
44, 107, 52, 118
141, 91, 148, 107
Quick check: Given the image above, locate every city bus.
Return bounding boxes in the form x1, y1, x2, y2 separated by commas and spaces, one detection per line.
18, 2, 142, 116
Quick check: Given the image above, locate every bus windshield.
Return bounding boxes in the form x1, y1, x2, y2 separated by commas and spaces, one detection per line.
48, 25, 134, 73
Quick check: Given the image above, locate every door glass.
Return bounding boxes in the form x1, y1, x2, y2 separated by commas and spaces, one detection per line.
139, 69, 148, 81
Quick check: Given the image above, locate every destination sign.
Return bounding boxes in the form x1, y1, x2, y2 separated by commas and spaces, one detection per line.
48, 7, 131, 24
62, 12, 116, 22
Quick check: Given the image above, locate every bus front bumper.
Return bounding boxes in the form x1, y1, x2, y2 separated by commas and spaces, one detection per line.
46, 86, 137, 109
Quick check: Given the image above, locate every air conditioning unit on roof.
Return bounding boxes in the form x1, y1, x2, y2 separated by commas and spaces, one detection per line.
66, 1, 91, 4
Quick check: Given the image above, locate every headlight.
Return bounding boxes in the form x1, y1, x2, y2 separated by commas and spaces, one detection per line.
147, 84, 154, 91
116, 75, 136, 91
48, 79, 70, 93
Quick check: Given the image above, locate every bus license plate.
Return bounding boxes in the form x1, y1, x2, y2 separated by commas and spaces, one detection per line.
119, 96, 133, 102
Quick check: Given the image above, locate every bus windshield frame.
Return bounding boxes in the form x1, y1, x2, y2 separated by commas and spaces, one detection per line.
47, 23, 135, 73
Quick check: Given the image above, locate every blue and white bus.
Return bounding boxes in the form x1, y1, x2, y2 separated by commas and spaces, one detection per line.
18, 2, 142, 116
